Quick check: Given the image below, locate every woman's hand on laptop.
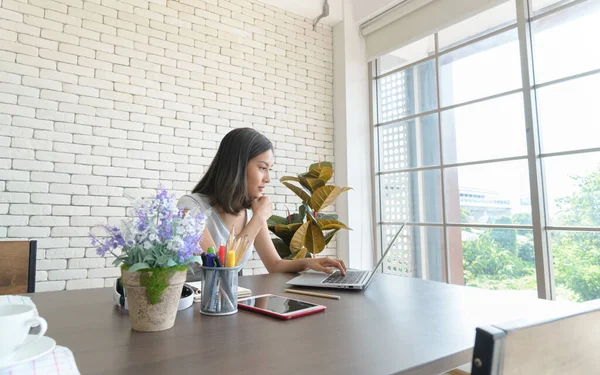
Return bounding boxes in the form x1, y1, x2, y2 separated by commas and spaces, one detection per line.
303, 257, 347, 276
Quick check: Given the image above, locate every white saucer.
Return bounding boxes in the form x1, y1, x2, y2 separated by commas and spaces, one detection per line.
0, 335, 56, 370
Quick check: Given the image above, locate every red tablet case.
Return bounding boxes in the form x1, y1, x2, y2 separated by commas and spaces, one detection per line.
238, 295, 326, 320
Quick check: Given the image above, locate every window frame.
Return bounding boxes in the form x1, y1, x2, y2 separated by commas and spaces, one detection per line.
370, 0, 600, 300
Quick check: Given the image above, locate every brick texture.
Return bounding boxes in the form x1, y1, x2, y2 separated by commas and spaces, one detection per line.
0, 0, 334, 292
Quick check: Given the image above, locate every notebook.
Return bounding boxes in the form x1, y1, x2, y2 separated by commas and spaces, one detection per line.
286, 223, 406, 290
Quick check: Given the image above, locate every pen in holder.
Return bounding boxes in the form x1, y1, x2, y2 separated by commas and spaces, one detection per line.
200, 265, 242, 316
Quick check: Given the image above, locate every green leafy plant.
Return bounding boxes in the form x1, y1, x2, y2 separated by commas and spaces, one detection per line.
267, 162, 352, 259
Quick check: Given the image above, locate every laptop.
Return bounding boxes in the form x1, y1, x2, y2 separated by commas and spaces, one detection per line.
286, 223, 406, 290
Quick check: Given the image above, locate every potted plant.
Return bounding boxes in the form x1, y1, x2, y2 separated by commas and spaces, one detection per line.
90, 187, 205, 332
267, 162, 351, 259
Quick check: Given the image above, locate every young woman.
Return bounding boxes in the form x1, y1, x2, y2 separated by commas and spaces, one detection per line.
178, 127, 346, 275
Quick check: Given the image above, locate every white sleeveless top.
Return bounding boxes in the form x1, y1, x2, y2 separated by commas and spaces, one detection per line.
177, 193, 254, 268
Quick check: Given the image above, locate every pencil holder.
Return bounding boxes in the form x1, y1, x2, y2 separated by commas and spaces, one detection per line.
200, 266, 242, 316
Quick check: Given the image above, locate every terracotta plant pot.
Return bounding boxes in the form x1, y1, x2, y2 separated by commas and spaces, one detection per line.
121, 268, 186, 332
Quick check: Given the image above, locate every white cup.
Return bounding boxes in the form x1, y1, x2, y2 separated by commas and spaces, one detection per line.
0, 304, 48, 361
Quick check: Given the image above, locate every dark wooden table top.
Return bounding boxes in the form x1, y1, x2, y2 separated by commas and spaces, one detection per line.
30, 273, 568, 375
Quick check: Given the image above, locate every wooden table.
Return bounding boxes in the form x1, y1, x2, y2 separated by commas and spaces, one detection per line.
30, 273, 569, 375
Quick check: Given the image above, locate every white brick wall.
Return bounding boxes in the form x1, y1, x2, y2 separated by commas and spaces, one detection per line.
0, 0, 334, 292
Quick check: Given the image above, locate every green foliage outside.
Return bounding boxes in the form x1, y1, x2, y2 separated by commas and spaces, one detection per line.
463, 171, 600, 302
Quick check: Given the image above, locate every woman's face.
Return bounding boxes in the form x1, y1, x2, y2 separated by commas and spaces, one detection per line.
246, 150, 275, 199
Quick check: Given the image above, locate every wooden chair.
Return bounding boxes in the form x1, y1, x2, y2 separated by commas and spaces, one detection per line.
469, 299, 600, 375
446, 366, 470, 375
0, 240, 37, 294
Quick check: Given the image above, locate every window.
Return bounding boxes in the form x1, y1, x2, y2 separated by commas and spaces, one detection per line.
372, 0, 600, 302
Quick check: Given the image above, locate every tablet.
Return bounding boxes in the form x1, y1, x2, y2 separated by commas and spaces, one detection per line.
237, 294, 326, 320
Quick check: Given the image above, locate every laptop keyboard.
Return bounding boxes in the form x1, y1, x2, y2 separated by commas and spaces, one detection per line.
322, 270, 367, 285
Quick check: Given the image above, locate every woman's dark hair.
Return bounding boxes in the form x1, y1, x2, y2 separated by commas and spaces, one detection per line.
192, 127, 273, 214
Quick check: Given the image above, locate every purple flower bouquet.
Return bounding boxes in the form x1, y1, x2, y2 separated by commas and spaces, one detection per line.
90, 187, 205, 272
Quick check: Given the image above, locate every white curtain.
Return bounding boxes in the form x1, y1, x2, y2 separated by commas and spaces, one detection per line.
362, 0, 508, 61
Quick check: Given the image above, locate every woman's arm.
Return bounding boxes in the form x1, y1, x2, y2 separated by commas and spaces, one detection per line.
199, 226, 216, 253
182, 207, 216, 253
253, 219, 346, 274
252, 219, 311, 273
249, 196, 346, 275
194, 199, 268, 258
180, 202, 218, 253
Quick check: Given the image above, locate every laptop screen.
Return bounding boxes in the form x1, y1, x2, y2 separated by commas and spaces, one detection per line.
365, 223, 406, 284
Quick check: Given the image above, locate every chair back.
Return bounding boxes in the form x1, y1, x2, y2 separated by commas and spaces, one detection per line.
0, 240, 37, 294
471, 299, 600, 375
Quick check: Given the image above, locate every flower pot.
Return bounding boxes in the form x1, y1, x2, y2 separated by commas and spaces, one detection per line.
121, 268, 186, 332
